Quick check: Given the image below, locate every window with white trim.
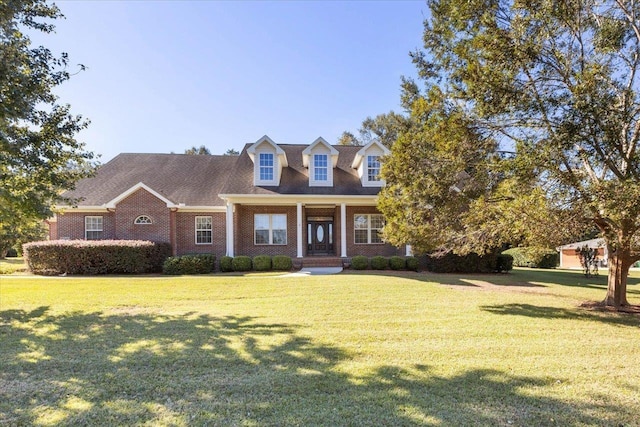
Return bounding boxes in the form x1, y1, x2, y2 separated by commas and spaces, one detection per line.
367, 155, 381, 182
134, 215, 153, 224
313, 154, 328, 181
354, 214, 383, 244
254, 214, 287, 245
259, 153, 274, 181
85, 216, 103, 240
195, 216, 212, 244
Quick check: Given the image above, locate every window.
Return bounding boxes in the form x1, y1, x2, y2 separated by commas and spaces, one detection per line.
134, 215, 153, 224
367, 155, 381, 182
255, 214, 287, 245
195, 216, 212, 244
85, 216, 103, 240
314, 154, 328, 181
259, 153, 274, 181
354, 214, 383, 244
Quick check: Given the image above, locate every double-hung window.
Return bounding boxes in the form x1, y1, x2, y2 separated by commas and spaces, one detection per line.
195, 216, 213, 244
354, 214, 383, 244
313, 154, 328, 182
85, 216, 103, 240
255, 214, 287, 245
367, 155, 381, 182
259, 153, 274, 181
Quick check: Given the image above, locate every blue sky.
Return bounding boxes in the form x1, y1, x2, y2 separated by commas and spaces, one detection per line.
37, 1, 427, 162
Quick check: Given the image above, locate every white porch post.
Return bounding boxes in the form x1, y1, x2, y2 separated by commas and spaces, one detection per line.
296, 202, 303, 258
340, 203, 347, 258
406, 244, 413, 256
226, 202, 234, 257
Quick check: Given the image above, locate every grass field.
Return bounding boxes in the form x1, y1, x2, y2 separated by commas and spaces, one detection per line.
1, 268, 639, 426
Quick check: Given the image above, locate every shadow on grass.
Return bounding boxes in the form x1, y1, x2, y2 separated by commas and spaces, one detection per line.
481, 303, 640, 327
0, 307, 635, 425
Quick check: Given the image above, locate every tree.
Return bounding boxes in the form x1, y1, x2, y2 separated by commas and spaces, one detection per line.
1, 0, 95, 252
338, 112, 409, 147
224, 148, 239, 156
184, 145, 211, 155
382, 0, 640, 307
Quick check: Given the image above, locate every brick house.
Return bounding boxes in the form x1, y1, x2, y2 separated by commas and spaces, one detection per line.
50, 136, 410, 262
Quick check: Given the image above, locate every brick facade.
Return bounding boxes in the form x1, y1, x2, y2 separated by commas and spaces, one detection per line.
55, 211, 116, 240
234, 205, 298, 257
114, 189, 171, 243
346, 206, 404, 257
175, 212, 226, 256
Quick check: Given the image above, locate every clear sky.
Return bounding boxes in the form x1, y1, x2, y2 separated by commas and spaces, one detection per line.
35, 1, 428, 163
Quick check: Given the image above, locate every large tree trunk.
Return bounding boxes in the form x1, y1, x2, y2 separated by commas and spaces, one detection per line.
604, 243, 631, 308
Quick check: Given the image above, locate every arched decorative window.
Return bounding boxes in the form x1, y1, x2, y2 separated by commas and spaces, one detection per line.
134, 215, 153, 225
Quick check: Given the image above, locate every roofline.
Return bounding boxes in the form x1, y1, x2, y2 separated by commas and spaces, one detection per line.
105, 182, 177, 208
219, 194, 378, 206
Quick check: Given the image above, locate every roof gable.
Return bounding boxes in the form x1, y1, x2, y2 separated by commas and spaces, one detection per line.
105, 182, 176, 208
302, 137, 339, 167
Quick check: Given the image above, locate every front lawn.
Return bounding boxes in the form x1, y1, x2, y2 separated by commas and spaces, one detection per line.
1, 269, 639, 426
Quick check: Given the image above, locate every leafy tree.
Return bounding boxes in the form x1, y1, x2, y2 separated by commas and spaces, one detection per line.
339, 112, 409, 147
224, 148, 239, 156
1, 0, 95, 253
381, 0, 640, 307
184, 145, 211, 155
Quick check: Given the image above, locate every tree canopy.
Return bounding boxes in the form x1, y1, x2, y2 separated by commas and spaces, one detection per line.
1, 0, 95, 256
338, 112, 408, 148
379, 0, 640, 307
184, 145, 212, 155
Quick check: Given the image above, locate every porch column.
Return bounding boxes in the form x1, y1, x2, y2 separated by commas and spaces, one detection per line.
226, 202, 234, 257
406, 244, 413, 257
340, 203, 347, 257
296, 202, 303, 258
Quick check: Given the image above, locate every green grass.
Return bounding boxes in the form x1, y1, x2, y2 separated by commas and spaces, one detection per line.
1, 269, 639, 426
0, 257, 27, 274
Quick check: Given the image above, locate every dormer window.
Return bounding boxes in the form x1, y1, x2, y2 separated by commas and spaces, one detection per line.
367, 155, 381, 182
314, 154, 328, 182
259, 153, 274, 181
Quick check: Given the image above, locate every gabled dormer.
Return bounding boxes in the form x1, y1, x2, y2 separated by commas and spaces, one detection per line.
351, 140, 390, 187
247, 135, 288, 186
302, 137, 339, 187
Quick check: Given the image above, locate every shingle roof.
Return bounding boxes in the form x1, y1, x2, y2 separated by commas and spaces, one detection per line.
62, 144, 380, 208
62, 153, 238, 207
220, 144, 380, 196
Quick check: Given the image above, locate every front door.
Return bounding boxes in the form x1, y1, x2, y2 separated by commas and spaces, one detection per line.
307, 221, 333, 255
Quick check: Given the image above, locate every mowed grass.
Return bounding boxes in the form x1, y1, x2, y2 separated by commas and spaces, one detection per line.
1, 268, 639, 426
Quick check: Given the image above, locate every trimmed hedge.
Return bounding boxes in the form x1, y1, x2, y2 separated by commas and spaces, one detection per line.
163, 254, 215, 275
351, 255, 369, 270
220, 256, 234, 272
406, 256, 419, 271
371, 256, 389, 270
425, 251, 502, 273
231, 256, 252, 272
23, 240, 172, 275
389, 256, 406, 271
272, 255, 293, 271
502, 247, 559, 269
495, 254, 513, 273
253, 255, 272, 271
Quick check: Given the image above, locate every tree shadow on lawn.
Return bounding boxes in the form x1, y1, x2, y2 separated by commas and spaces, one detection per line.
481, 303, 640, 326
0, 307, 634, 426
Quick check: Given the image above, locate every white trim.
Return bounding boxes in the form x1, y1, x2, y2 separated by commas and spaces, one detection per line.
84, 215, 103, 240
226, 202, 234, 257
340, 203, 347, 257
105, 182, 177, 209
53, 206, 110, 212
302, 137, 339, 167
220, 194, 378, 206
296, 203, 303, 258
354, 213, 384, 244
195, 215, 213, 245
134, 215, 153, 225
351, 140, 390, 169
254, 213, 288, 245
174, 206, 227, 213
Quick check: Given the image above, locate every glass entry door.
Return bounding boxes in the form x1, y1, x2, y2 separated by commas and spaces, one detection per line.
307, 221, 333, 255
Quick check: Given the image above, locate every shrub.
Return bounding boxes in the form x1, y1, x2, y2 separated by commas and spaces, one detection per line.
406, 256, 419, 271
351, 255, 369, 270
272, 255, 293, 271
495, 254, 513, 273
425, 251, 499, 273
5, 248, 18, 257
253, 255, 272, 271
220, 256, 234, 272
162, 254, 215, 275
232, 255, 252, 272
23, 240, 171, 275
389, 256, 406, 271
502, 247, 558, 269
370, 256, 389, 270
